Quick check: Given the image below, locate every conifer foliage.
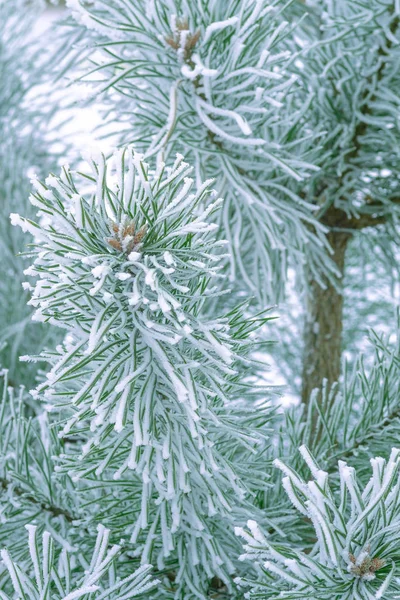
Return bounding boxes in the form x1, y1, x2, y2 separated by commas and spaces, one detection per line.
0, 0, 60, 388
11, 148, 273, 596
2, 1, 400, 600
237, 448, 400, 599
1, 523, 157, 600
65, 0, 333, 301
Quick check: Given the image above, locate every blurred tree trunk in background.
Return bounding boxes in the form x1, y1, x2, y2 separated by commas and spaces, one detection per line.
301, 230, 350, 405
301, 208, 387, 405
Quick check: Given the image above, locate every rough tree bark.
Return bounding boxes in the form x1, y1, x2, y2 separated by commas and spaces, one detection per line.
301, 207, 388, 406
301, 229, 350, 405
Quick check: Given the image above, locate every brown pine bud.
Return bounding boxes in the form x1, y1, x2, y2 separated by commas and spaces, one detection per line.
123, 222, 136, 237
370, 558, 385, 572
107, 238, 122, 251
133, 225, 147, 245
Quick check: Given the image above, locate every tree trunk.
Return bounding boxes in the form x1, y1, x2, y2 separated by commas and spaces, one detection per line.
301, 230, 350, 405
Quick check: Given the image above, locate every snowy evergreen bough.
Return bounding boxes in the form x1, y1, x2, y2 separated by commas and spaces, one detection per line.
0, 370, 158, 599
236, 447, 400, 599
63, 0, 332, 302
1, 523, 157, 600
12, 147, 274, 596
234, 324, 400, 600
5, 1, 400, 599
60, 0, 400, 400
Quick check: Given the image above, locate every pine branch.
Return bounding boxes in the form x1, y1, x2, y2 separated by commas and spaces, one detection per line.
327, 402, 400, 468
237, 448, 400, 599
13, 147, 275, 596
314, 12, 400, 233
1, 524, 158, 599
0, 476, 75, 523
60, 0, 335, 303
286, 322, 400, 475
320, 205, 387, 231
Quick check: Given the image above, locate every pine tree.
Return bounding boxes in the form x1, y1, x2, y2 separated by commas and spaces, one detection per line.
62, 0, 400, 401
3, 1, 400, 600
